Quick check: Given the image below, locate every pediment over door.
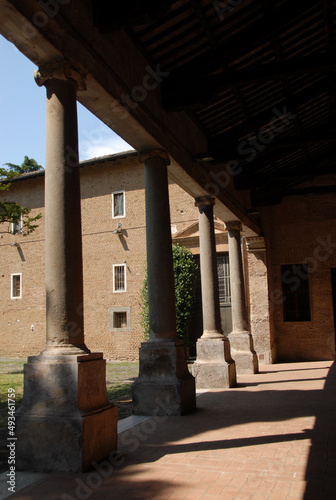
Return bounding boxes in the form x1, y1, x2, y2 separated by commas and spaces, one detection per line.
172, 220, 228, 248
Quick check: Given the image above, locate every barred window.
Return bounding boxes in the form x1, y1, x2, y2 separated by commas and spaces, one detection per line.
114, 312, 127, 328
113, 264, 126, 293
112, 191, 125, 218
109, 306, 131, 332
11, 274, 22, 299
217, 254, 231, 304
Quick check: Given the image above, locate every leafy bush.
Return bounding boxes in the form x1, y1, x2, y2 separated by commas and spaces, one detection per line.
141, 244, 198, 347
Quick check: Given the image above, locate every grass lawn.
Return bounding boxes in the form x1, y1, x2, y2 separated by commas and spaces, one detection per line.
0, 358, 139, 472
0, 358, 139, 426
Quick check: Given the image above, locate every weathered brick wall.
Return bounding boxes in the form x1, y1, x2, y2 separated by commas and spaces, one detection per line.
0, 175, 46, 357
261, 194, 336, 361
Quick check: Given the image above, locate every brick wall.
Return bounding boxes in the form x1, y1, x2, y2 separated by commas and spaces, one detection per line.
261, 194, 336, 361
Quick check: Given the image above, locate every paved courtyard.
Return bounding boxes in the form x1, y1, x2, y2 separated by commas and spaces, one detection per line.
1, 360, 335, 499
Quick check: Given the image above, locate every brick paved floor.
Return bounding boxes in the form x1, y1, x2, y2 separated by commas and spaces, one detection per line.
4, 361, 336, 500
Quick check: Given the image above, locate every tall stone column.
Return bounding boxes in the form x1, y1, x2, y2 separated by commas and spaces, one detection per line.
132, 150, 196, 415
192, 197, 236, 388
226, 221, 258, 374
17, 62, 117, 472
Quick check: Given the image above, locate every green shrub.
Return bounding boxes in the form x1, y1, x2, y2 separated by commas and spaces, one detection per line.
141, 244, 198, 347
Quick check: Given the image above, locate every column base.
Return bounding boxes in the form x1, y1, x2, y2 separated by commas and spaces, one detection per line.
228, 330, 259, 374
16, 352, 117, 472
192, 338, 236, 388
132, 340, 196, 416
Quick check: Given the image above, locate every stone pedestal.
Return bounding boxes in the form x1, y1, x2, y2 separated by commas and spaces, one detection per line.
132, 340, 196, 416
226, 221, 258, 374
17, 353, 117, 472
192, 197, 236, 388
193, 339, 236, 388
227, 331, 258, 374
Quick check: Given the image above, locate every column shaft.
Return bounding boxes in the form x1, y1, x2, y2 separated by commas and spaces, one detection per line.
44, 78, 87, 352
226, 221, 258, 374
197, 199, 223, 337
228, 225, 248, 332
144, 155, 177, 341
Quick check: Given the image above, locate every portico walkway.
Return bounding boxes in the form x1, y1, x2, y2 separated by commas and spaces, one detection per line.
3, 361, 336, 500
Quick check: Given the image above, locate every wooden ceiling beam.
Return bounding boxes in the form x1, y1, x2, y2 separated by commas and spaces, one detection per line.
162, 54, 336, 111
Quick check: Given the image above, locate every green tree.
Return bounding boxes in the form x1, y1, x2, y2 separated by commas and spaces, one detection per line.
141, 244, 199, 348
0, 157, 43, 236
4, 155, 43, 174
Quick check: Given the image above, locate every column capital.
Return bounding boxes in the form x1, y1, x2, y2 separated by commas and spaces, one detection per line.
225, 220, 242, 232
245, 236, 266, 253
138, 149, 170, 165
195, 195, 215, 207
34, 61, 86, 90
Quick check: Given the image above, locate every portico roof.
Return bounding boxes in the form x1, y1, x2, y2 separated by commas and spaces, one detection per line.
1, 0, 336, 233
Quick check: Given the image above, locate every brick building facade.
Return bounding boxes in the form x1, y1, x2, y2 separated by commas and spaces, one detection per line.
1, 151, 335, 363
0, 152, 226, 360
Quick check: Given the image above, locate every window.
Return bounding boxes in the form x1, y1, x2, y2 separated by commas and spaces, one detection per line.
217, 254, 231, 304
113, 264, 127, 292
112, 191, 125, 218
281, 264, 311, 322
11, 216, 23, 235
109, 306, 131, 332
193, 253, 231, 305
115, 312, 127, 328
11, 274, 22, 299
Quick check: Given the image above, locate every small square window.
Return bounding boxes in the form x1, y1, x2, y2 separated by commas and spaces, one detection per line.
11, 274, 22, 299
113, 264, 127, 293
109, 306, 131, 332
114, 312, 127, 328
112, 191, 125, 218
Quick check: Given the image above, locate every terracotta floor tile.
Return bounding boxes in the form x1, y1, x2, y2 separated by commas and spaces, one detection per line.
8, 361, 336, 500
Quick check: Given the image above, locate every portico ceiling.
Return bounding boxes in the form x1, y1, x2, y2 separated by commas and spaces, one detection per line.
1, 0, 336, 233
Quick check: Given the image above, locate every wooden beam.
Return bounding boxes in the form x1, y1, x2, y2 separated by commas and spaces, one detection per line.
236, 149, 336, 191
251, 184, 336, 206
162, 54, 336, 111
206, 121, 336, 163
92, 0, 175, 31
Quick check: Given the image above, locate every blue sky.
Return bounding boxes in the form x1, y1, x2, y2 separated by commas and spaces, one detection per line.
0, 35, 131, 169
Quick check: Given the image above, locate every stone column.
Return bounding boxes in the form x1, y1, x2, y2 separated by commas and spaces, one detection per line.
226, 221, 258, 374
245, 236, 274, 365
132, 150, 196, 415
17, 62, 117, 472
192, 197, 236, 388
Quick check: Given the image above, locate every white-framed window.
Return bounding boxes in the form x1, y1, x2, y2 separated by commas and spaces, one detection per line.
11, 273, 22, 299
113, 264, 127, 293
109, 306, 131, 332
11, 216, 23, 235
112, 191, 126, 219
